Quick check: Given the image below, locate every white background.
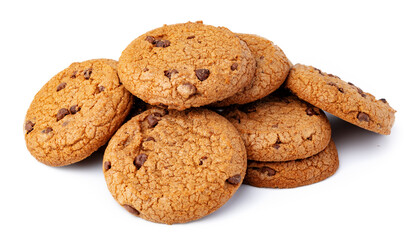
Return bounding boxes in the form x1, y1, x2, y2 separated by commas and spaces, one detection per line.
1, 1, 415, 239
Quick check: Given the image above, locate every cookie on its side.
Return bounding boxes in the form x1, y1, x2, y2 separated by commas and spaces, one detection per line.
213, 33, 290, 106
223, 94, 331, 162
285, 64, 396, 135
24, 59, 133, 167
244, 140, 339, 188
103, 108, 246, 224
118, 21, 256, 110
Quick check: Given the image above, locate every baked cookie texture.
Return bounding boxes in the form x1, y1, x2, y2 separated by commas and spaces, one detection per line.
118, 21, 256, 110
24, 59, 133, 167
223, 93, 331, 162
285, 64, 396, 135
244, 140, 339, 188
103, 108, 247, 224
213, 33, 290, 106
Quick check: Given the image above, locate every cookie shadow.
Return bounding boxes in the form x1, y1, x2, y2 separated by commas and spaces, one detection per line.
327, 112, 382, 149
200, 184, 257, 223
58, 144, 106, 171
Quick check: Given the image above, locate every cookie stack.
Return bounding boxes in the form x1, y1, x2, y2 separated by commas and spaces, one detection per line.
24, 21, 396, 224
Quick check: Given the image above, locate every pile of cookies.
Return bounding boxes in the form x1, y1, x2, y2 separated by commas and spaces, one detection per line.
24, 21, 396, 224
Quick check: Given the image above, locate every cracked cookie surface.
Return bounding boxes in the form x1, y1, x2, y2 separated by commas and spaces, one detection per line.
103, 108, 246, 224
285, 64, 396, 135
118, 21, 255, 110
213, 33, 290, 106
223, 93, 331, 162
24, 59, 133, 166
244, 140, 338, 188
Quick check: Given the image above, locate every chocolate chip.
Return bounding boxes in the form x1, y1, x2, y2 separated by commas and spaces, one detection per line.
259, 167, 277, 176
145, 36, 155, 44
357, 112, 370, 122
98, 86, 105, 92
259, 56, 265, 60
143, 67, 149, 72
328, 82, 344, 93
154, 39, 171, 48
123, 205, 140, 216
69, 105, 80, 114
134, 154, 148, 170
307, 135, 313, 141
57, 108, 70, 121
195, 69, 210, 81
104, 161, 111, 170
226, 174, 241, 185
144, 137, 155, 142
349, 82, 366, 97
70, 71, 78, 79
56, 82, 67, 92
273, 137, 281, 150
177, 83, 197, 98
25, 121, 35, 133
84, 68, 92, 80
164, 69, 178, 79
187, 35, 195, 39
146, 114, 161, 128
379, 98, 387, 103
306, 107, 319, 116
328, 73, 340, 79
42, 127, 53, 134
314, 67, 323, 75
231, 63, 238, 71
199, 156, 208, 165
356, 87, 366, 97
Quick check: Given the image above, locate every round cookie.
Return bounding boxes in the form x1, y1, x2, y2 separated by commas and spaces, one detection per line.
285, 64, 396, 135
223, 93, 331, 162
24, 59, 133, 167
213, 33, 290, 106
244, 140, 339, 188
118, 21, 256, 110
103, 108, 247, 224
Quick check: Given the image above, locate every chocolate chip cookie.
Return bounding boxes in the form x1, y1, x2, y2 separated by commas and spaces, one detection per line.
223, 93, 331, 162
244, 140, 339, 188
213, 33, 290, 106
285, 64, 396, 135
103, 108, 247, 224
118, 21, 256, 110
24, 59, 133, 166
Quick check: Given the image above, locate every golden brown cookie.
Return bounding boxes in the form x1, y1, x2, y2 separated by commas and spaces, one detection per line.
285, 64, 396, 135
24, 59, 133, 167
213, 33, 290, 106
244, 140, 339, 188
223, 93, 331, 162
103, 108, 246, 224
118, 21, 256, 110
